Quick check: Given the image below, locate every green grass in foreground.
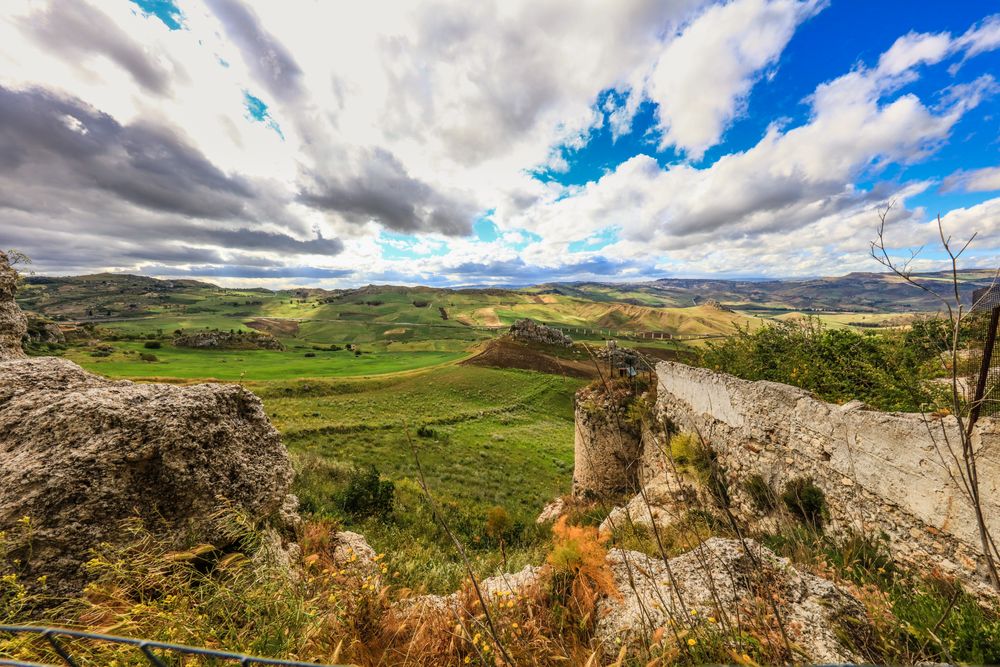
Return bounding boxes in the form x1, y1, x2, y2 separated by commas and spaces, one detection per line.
63, 341, 466, 380
257, 364, 585, 592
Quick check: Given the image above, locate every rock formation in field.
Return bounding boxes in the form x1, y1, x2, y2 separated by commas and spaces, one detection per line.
0, 253, 297, 599
507, 318, 573, 347
24, 313, 65, 345
596, 538, 869, 663
173, 328, 285, 351
0, 251, 27, 360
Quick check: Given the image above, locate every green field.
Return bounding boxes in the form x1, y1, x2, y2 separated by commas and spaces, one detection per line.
65, 341, 466, 380
66, 343, 585, 592
275, 363, 583, 592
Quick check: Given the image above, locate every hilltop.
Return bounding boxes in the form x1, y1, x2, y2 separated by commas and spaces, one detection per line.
18, 267, 985, 337
535, 268, 998, 313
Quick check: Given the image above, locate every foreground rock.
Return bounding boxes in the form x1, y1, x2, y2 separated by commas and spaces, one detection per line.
536, 497, 566, 524
0, 251, 27, 359
507, 318, 573, 347
0, 252, 296, 601
596, 537, 868, 663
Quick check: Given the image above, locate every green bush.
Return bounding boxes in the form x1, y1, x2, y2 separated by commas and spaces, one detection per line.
700, 318, 946, 411
143, 341, 162, 349
339, 465, 395, 520
485, 505, 514, 543
415, 424, 436, 438
781, 477, 826, 529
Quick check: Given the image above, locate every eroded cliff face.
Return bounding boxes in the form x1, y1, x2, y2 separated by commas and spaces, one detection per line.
0, 254, 297, 599
0, 250, 27, 360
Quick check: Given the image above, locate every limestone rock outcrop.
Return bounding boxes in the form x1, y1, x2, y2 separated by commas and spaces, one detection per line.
507, 318, 573, 347
173, 329, 284, 351
598, 470, 703, 535
24, 314, 65, 346
596, 537, 869, 664
536, 497, 566, 524
0, 357, 296, 597
0, 250, 27, 360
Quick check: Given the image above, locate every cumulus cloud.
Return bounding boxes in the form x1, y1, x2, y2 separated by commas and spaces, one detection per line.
203, 0, 303, 101
504, 29, 998, 276
20, 1, 175, 95
297, 148, 477, 235
1, 1, 999, 285
643, 0, 823, 158
942, 166, 1000, 193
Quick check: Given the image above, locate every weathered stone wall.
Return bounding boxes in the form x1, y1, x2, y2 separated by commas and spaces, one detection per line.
650, 361, 1000, 582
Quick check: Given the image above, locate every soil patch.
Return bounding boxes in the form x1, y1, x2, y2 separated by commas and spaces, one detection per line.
461, 337, 598, 379
246, 318, 300, 337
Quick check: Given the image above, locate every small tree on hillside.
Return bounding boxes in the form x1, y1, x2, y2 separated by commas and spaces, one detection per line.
871, 203, 1000, 590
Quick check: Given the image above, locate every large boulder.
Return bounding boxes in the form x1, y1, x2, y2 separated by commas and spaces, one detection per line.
0, 250, 27, 360
507, 318, 573, 347
0, 356, 296, 598
595, 537, 869, 663
173, 329, 284, 351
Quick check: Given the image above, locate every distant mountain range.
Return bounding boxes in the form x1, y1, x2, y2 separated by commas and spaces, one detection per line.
18, 268, 997, 322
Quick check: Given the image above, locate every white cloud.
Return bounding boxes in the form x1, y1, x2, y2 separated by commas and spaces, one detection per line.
942, 166, 1000, 194
503, 30, 995, 276
877, 31, 953, 77
643, 0, 823, 158
0, 1, 998, 285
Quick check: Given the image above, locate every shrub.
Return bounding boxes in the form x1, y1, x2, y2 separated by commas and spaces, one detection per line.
340, 465, 395, 520
485, 506, 513, 543
781, 477, 826, 529
744, 474, 778, 513
546, 517, 617, 620
412, 300, 430, 308
700, 318, 944, 411
415, 424, 437, 438
139, 352, 158, 362
143, 340, 161, 349
304, 352, 316, 357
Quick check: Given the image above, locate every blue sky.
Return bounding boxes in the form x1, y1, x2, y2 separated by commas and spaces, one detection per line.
1, 1, 999, 286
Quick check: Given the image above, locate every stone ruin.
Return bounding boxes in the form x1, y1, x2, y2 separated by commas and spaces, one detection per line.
572, 357, 1000, 586
506, 318, 573, 347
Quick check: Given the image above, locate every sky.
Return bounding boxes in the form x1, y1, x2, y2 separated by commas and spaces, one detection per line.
1, 0, 999, 288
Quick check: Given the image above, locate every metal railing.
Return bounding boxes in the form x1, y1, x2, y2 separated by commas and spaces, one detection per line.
0, 626, 339, 667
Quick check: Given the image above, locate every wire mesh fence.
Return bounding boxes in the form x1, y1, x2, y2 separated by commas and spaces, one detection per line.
0, 626, 340, 667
